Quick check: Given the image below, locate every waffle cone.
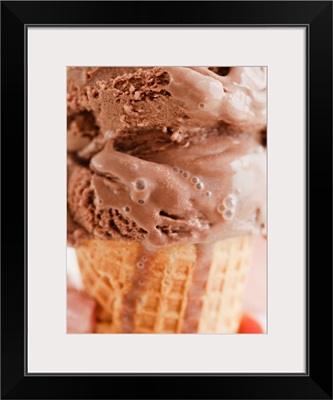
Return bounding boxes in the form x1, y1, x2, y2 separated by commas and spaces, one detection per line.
76, 236, 253, 333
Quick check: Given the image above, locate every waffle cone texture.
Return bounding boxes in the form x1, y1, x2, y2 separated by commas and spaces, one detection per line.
76, 236, 253, 333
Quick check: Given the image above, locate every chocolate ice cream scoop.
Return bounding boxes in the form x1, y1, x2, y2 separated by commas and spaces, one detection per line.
67, 66, 266, 159
68, 134, 265, 248
67, 67, 266, 248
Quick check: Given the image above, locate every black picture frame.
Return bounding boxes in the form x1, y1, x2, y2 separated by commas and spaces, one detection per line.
1, 1, 332, 399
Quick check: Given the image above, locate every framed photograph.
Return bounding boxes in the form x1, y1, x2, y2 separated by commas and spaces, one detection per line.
1, 1, 332, 399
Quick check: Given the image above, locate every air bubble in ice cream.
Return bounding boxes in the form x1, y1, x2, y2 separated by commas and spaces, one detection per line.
173, 167, 179, 172
183, 172, 189, 178
137, 262, 144, 269
196, 182, 204, 190
123, 206, 130, 213
217, 203, 225, 213
223, 195, 237, 208
138, 199, 145, 205
135, 178, 147, 191
205, 191, 212, 197
223, 209, 234, 220
130, 164, 138, 170
192, 177, 199, 183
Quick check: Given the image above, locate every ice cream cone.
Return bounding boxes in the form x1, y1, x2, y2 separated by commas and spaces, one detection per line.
67, 67, 267, 333
76, 235, 253, 333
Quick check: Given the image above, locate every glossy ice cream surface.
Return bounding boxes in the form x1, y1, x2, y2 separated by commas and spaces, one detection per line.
67, 67, 266, 249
